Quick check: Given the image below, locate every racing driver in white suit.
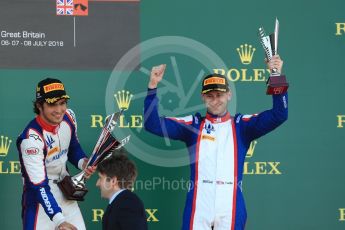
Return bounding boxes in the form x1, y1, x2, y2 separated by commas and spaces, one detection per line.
17, 78, 96, 230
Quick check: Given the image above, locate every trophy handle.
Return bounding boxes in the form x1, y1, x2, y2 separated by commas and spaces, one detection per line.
84, 110, 124, 167
58, 110, 128, 201
274, 18, 279, 54
72, 135, 131, 182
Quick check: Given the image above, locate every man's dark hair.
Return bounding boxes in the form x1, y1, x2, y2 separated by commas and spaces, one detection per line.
33, 100, 44, 115
98, 149, 137, 189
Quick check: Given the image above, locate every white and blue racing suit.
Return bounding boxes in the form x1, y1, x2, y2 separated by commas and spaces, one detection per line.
144, 88, 288, 230
17, 109, 87, 230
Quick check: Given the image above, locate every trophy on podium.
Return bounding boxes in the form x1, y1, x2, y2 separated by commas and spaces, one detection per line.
58, 110, 130, 201
258, 18, 289, 95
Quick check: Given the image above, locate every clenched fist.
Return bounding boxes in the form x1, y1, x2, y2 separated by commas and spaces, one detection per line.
148, 64, 166, 89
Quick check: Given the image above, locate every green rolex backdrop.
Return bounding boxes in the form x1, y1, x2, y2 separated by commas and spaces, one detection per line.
1, 0, 345, 229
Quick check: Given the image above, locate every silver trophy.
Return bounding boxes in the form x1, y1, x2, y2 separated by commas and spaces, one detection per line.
258, 18, 289, 94
58, 110, 130, 201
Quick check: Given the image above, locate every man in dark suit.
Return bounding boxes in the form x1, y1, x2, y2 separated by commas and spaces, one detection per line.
96, 154, 148, 230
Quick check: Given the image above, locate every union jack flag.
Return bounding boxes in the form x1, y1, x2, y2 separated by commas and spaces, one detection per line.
56, 0, 74, 16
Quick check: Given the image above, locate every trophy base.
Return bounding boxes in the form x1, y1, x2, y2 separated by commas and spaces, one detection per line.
57, 176, 88, 201
266, 75, 289, 95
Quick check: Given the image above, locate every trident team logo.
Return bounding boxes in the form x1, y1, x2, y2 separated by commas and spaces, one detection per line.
204, 123, 215, 134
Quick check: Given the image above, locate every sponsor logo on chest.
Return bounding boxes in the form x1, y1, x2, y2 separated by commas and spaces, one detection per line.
45, 148, 68, 164
202, 122, 216, 141
45, 135, 55, 149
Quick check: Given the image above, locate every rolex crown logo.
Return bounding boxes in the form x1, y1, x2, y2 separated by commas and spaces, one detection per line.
114, 90, 133, 111
246, 140, 257, 158
0, 135, 12, 157
237, 44, 256, 65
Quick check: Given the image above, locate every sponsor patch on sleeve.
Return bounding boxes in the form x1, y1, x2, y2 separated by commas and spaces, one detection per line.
24, 147, 39, 155
167, 115, 193, 125
241, 114, 258, 122
29, 133, 43, 142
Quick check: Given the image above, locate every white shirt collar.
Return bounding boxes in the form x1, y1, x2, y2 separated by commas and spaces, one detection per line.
109, 189, 125, 204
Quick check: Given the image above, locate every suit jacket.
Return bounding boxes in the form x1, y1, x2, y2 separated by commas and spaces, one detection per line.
102, 189, 148, 230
